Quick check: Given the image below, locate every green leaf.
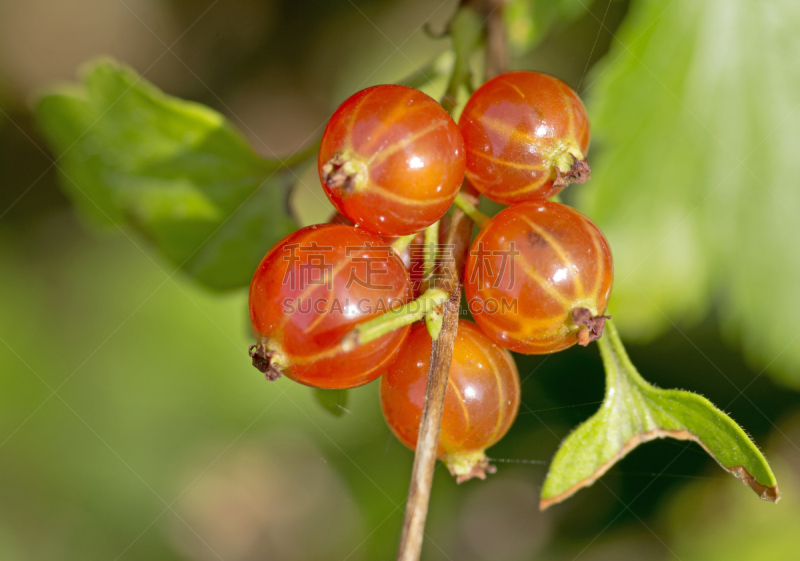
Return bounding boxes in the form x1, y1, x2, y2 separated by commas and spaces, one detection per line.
34, 58, 298, 290
441, 6, 484, 116
540, 321, 779, 510
313, 388, 349, 418
505, 0, 594, 55
579, 0, 800, 386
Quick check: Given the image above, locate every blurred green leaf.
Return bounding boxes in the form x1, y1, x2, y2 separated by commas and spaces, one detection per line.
664, 423, 800, 561
441, 5, 484, 116
313, 388, 350, 418
581, 0, 800, 386
397, 51, 454, 91
34, 58, 298, 290
541, 321, 778, 510
505, 0, 594, 55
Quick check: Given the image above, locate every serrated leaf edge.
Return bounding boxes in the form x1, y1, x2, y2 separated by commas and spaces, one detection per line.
539, 427, 780, 511
539, 320, 780, 510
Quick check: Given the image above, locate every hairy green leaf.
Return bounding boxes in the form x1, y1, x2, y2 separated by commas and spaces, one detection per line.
35, 58, 298, 290
540, 321, 779, 510
313, 388, 350, 418
580, 0, 800, 386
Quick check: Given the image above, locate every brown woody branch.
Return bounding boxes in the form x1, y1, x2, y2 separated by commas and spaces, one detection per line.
395, 1, 507, 560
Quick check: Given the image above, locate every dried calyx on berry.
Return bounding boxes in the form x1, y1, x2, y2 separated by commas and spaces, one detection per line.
248, 343, 285, 382
445, 451, 497, 484
553, 151, 591, 189
320, 152, 368, 194
572, 308, 611, 346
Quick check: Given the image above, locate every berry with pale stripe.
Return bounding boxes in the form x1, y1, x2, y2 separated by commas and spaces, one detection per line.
381, 320, 521, 482
458, 71, 590, 204
318, 84, 465, 236
249, 224, 412, 389
464, 201, 613, 354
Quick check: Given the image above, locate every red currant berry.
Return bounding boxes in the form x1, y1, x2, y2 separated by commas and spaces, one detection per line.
328, 211, 354, 226
319, 84, 466, 236
458, 71, 590, 204
464, 201, 613, 354
249, 224, 412, 389
381, 320, 521, 482
329, 211, 426, 295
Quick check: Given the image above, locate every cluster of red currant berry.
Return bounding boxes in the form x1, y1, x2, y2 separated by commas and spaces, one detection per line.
248, 71, 613, 480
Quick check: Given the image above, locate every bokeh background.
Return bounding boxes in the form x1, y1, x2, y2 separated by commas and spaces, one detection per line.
2, 0, 800, 560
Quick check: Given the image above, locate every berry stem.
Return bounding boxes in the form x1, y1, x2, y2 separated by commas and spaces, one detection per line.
453, 192, 490, 228
422, 220, 439, 292
392, 233, 418, 255
426, 307, 444, 340
342, 288, 449, 349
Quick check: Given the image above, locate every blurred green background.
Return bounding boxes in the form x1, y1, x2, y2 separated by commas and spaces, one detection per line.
2, 0, 800, 559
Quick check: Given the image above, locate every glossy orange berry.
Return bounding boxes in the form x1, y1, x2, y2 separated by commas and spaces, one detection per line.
329, 211, 427, 296
464, 201, 613, 354
249, 224, 411, 389
327, 211, 354, 226
458, 71, 590, 204
328, 211, 428, 295
381, 320, 521, 482
318, 84, 466, 236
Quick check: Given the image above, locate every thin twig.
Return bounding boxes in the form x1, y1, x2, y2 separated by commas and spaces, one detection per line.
395, 3, 506, 556
453, 192, 490, 228
394, 286, 461, 561
395, 192, 476, 561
